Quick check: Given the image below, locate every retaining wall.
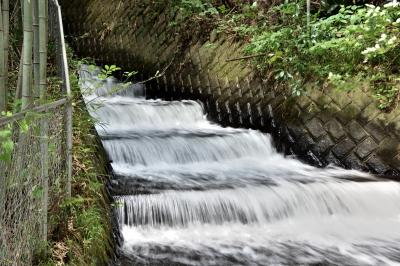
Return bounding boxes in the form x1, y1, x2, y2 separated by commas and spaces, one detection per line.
60, 0, 400, 177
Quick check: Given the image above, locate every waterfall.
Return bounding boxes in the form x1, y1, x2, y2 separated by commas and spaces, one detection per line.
79, 66, 400, 266
115, 182, 400, 227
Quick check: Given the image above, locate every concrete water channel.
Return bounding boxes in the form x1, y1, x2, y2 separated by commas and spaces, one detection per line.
79, 66, 400, 266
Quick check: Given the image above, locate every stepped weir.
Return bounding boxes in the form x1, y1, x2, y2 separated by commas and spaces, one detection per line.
79, 66, 400, 265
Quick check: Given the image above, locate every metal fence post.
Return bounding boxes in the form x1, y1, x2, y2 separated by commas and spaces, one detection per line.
0, 160, 5, 259
66, 101, 73, 198
40, 113, 49, 241
52, 0, 72, 197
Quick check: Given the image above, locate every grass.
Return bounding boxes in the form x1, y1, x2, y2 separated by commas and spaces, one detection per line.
36, 52, 114, 266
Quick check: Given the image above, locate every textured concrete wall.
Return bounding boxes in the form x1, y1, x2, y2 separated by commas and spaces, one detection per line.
60, 0, 400, 177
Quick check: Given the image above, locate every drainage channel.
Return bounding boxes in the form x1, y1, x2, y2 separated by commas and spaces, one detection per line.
79, 66, 400, 266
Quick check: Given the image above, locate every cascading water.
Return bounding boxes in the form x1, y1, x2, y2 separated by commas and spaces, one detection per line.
79, 66, 400, 266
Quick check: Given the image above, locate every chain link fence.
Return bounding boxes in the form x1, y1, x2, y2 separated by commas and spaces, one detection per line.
0, 0, 72, 264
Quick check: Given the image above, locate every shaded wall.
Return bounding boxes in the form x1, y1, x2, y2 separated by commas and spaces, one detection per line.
60, 0, 400, 177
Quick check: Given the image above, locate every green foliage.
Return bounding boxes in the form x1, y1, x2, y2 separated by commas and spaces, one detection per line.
103, 66, 138, 82
60, 195, 107, 259
98, 64, 121, 79
75, 206, 107, 256
61, 196, 87, 212
244, 1, 400, 109
0, 125, 13, 162
50, 53, 113, 265
33, 240, 54, 266
174, 0, 219, 18
0, 112, 14, 162
123, 70, 137, 79
370, 71, 400, 109
34, 50, 113, 265
32, 185, 44, 199
169, 0, 400, 109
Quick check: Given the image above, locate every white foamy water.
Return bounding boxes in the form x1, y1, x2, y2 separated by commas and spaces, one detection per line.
116, 182, 400, 227
89, 97, 207, 132
103, 130, 275, 166
79, 66, 400, 266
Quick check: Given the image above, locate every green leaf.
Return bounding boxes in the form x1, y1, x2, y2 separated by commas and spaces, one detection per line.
20, 120, 29, 133
0, 139, 14, 162
0, 129, 11, 139
32, 185, 44, 199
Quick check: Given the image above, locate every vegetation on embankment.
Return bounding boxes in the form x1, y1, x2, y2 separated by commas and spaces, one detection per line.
5, 31, 113, 266
168, 0, 400, 111
4, 1, 114, 265
36, 52, 115, 265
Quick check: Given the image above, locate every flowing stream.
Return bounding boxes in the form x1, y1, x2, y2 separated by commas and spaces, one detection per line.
79, 66, 400, 266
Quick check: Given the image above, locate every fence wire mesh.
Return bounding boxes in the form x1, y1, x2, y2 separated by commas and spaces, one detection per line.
0, 103, 67, 265
0, 0, 72, 265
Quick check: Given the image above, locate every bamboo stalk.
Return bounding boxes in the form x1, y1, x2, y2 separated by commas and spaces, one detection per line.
0, 2, 5, 240
16, 0, 32, 215
2, 0, 8, 107
21, 0, 33, 110
39, 0, 47, 99
38, 0, 48, 241
33, 0, 40, 104
307, 0, 311, 37
15, 46, 23, 103
0, 1, 5, 112
15, 0, 23, 105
